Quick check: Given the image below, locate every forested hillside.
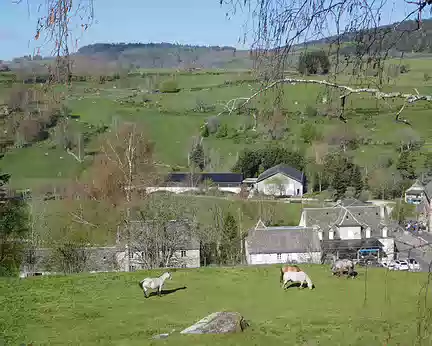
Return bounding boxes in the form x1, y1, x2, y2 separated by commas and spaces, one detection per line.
75, 43, 252, 69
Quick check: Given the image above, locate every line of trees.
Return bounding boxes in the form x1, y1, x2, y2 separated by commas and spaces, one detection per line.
232, 142, 422, 201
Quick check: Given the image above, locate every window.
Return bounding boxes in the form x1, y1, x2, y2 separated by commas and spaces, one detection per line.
277, 253, 282, 260
181, 250, 187, 258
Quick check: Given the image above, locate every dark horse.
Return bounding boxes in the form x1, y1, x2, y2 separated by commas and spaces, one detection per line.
331, 259, 356, 279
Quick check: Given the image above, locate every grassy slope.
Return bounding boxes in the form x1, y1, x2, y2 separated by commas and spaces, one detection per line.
3, 58, 432, 188
1, 265, 430, 345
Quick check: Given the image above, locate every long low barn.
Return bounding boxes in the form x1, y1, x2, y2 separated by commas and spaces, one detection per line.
245, 225, 322, 265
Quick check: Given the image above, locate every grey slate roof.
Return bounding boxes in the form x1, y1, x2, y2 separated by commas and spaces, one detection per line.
425, 181, 432, 201
257, 164, 304, 183
338, 198, 371, 207
406, 180, 425, 192
301, 201, 388, 239
246, 227, 321, 254
321, 238, 384, 251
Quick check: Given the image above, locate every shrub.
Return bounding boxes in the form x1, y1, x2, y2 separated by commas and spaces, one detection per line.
399, 64, 410, 74
215, 124, 229, 138
201, 124, 210, 138
159, 79, 180, 93
304, 105, 318, 118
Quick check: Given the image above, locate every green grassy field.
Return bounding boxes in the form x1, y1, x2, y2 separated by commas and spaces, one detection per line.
1, 56, 432, 245
1, 265, 430, 345
2, 57, 432, 187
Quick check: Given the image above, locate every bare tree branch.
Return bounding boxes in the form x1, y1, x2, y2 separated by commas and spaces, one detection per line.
221, 77, 432, 123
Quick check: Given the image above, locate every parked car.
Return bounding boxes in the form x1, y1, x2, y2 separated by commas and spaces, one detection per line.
380, 258, 395, 270
393, 260, 409, 271
407, 258, 421, 272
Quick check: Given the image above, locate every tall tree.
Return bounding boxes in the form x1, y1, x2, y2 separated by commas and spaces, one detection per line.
190, 141, 205, 171
219, 212, 240, 265
349, 165, 363, 197
0, 172, 30, 276
396, 151, 417, 180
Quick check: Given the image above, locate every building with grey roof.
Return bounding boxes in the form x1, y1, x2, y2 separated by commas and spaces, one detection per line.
118, 219, 200, 271
405, 180, 426, 205
254, 163, 306, 197
245, 224, 321, 265
404, 180, 432, 232
298, 199, 395, 261
20, 246, 121, 277
20, 220, 200, 278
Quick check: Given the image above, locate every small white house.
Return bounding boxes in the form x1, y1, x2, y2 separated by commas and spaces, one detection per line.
245, 225, 321, 265
254, 164, 305, 197
405, 180, 425, 205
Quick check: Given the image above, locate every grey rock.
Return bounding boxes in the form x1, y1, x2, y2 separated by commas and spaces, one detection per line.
180, 311, 249, 334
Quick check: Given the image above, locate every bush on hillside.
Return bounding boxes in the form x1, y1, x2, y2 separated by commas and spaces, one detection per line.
298, 50, 330, 75
215, 124, 229, 138
399, 64, 410, 74
159, 79, 180, 93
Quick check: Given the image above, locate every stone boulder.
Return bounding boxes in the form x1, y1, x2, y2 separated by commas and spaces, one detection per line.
180, 312, 249, 334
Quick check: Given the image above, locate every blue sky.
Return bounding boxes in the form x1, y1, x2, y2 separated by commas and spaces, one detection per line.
0, 0, 251, 60
0, 0, 427, 60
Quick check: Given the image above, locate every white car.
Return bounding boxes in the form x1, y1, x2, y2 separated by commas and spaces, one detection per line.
407, 258, 421, 272
394, 260, 409, 271
381, 259, 396, 270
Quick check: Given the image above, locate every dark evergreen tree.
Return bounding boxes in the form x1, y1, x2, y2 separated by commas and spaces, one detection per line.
0, 171, 30, 276
219, 212, 240, 265
232, 149, 263, 178
190, 142, 205, 171
349, 165, 363, 196
396, 151, 416, 180
201, 124, 209, 138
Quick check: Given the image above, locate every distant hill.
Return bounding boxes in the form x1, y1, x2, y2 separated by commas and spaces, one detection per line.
5, 18, 432, 72
74, 42, 253, 70
298, 18, 432, 56
74, 19, 432, 71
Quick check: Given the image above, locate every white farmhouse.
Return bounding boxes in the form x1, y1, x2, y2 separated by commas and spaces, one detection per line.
299, 198, 396, 261
254, 164, 305, 197
245, 224, 321, 265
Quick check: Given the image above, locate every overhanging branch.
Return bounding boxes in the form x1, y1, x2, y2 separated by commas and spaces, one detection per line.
221, 78, 432, 124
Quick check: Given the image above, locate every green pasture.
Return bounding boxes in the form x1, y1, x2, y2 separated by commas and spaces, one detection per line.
1, 265, 430, 346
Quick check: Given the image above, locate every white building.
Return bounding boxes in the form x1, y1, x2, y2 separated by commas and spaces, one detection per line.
254, 164, 305, 197
119, 220, 201, 271
245, 224, 321, 265
403, 180, 432, 232
405, 180, 426, 205
299, 198, 396, 261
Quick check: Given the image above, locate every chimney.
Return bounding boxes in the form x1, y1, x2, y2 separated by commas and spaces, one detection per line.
380, 205, 386, 221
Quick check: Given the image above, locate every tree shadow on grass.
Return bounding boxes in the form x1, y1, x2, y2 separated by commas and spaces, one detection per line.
147, 286, 187, 298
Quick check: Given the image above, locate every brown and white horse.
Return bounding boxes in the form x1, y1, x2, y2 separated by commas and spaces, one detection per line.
279, 265, 301, 284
